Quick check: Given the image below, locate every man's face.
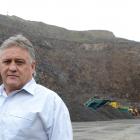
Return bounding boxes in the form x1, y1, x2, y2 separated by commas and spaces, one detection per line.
0, 46, 36, 94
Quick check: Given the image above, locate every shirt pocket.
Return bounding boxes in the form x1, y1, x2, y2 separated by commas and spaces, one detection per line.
8, 112, 36, 121
4, 112, 37, 131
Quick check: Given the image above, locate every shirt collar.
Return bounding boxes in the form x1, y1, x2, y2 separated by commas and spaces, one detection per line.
0, 84, 7, 97
22, 78, 37, 96
0, 78, 37, 96
0, 84, 5, 96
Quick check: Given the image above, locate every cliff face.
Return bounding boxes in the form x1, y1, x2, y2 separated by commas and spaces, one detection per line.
0, 14, 140, 121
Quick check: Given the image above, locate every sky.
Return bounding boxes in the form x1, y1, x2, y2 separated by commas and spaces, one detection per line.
0, 0, 140, 41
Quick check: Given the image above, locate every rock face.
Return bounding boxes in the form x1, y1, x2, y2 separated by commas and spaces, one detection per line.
0, 14, 140, 121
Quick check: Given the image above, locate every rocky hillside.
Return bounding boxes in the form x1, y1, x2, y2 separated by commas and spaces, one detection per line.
0, 14, 140, 121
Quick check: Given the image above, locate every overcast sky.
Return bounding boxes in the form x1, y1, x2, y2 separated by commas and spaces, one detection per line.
0, 0, 140, 41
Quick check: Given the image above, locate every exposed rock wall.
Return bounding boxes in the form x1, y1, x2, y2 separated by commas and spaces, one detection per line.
0, 14, 140, 121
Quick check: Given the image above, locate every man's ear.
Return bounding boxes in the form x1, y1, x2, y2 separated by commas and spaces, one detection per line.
31, 61, 36, 76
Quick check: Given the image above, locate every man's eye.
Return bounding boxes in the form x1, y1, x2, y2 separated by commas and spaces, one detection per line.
3, 60, 11, 64
16, 61, 24, 65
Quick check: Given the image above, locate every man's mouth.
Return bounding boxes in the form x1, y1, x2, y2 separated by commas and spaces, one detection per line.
7, 75, 19, 77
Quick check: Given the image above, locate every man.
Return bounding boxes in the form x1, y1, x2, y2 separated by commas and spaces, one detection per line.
0, 34, 73, 140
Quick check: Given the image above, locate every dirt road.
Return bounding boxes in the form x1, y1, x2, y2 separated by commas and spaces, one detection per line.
73, 119, 140, 140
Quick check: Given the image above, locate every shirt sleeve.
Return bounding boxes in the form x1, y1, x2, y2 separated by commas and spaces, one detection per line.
39, 93, 73, 140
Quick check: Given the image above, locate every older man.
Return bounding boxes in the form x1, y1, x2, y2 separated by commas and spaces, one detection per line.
0, 34, 73, 140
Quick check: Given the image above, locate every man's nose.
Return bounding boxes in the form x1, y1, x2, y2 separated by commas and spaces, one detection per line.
9, 62, 17, 72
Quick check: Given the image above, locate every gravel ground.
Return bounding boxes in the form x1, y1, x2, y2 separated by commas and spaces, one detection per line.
72, 119, 140, 140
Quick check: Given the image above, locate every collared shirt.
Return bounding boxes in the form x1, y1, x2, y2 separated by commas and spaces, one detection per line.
0, 78, 73, 140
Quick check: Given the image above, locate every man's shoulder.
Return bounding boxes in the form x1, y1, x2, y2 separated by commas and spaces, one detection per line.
34, 83, 59, 98
35, 83, 53, 92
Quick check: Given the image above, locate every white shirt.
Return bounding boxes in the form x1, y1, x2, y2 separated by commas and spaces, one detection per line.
0, 78, 73, 140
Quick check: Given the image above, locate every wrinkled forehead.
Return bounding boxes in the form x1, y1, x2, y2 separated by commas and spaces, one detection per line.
0, 42, 35, 60
0, 46, 33, 62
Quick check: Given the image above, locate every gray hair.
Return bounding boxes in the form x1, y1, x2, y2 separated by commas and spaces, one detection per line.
0, 34, 35, 61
